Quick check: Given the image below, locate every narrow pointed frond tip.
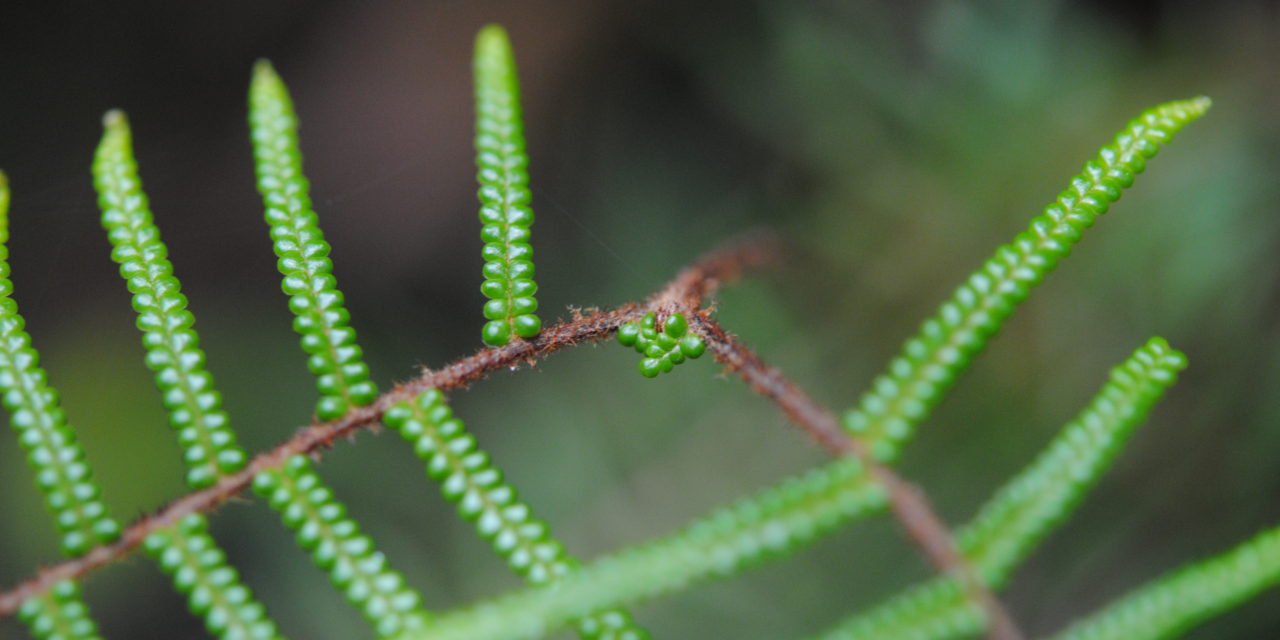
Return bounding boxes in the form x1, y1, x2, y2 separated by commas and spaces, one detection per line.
842, 96, 1211, 462
248, 59, 379, 421
474, 23, 541, 346
92, 108, 247, 490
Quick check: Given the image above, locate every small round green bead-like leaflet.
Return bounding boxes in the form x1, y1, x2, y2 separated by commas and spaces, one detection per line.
617, 312, 706, 378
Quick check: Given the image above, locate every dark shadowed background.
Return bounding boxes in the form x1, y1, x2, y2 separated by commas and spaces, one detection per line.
1, 1, 1278, 638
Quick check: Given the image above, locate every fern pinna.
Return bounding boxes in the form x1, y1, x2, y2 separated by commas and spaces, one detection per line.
474, 24, 541, 347
1, 172, 114, 640
93, 111, 285, 640
250, 40, 649, 639
5, 22, 1280, 640
841, 97, 1211, 463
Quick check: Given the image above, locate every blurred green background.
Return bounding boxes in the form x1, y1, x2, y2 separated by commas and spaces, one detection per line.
1, 1, 1278, 638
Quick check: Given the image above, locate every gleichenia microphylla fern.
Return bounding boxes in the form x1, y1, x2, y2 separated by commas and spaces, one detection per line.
5, 20, 1280, 640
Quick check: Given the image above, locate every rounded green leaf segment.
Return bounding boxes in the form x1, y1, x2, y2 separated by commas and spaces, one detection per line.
144, 514, 283, 640
252, 456, 430, 638
617, 312, 706, 377
383, 389, 651, 639
474, 25, 540, 346
841, 97, 1212, 463
249, 61, 378, 421
17, 580, 104, 640
0, 171, 120, 557
93, 111, 247, 489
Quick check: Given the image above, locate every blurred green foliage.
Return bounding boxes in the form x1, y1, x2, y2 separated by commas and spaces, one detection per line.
1, 1, 1278, 638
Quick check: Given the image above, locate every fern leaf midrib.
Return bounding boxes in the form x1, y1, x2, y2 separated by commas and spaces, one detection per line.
115, 216, 228, 479
480, 94, 526, 340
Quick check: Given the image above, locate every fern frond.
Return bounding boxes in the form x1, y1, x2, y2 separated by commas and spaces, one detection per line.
811, 337, 1186, 640
252, 456, 430, 637
617, 312, 706, 377
248, 61, 378, 421
93, 110, 247, 489
961, 336, 1186, 585
1, 171, 111, 640
247, 62, 435, 635
842, 97, 1211, 462
144, 514, 284, 640
17, 580, 104, 640
0, 171, 120, 556
383, 389, 650, 639
93, 110, 286, 640
402, 458, 886, 640
1050, 525, 1280, 640
474, 24, 541, 346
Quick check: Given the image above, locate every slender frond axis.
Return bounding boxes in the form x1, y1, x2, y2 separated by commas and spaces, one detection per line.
475, 24, 541, 346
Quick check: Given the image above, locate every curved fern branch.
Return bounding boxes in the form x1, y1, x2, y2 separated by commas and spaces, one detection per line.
93, 110, 285, 640
842, 97, 1211, 462
0, 172, 112, 640
399, 458, 886, 640
249, 61, 434, 637
249, 61, 378, 421
1050, 525, 1280, 640
474, 24, 541, 346
811, 337, 1187, 640
383, 389, 650, 640
0, 171, 120, 557
93, 110, 248, 489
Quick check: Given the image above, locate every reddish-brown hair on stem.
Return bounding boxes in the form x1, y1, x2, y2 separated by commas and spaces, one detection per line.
0, 231, 1020, 640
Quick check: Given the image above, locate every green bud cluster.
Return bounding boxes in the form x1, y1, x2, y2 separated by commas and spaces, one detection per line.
93, 111, 247, 489
253, 455, 430, 638
617, 312, 706, 378
474, 25, 540, 346
144, 514, 283, 640
249, 61, 378, 421
384, 389, 651, 639
842, 97, 1212, 463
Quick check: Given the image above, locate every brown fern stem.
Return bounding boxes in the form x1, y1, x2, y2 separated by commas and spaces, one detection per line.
0, 230, 1021, 640
0, 231, 777, 618
687, 314, 1023, 640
